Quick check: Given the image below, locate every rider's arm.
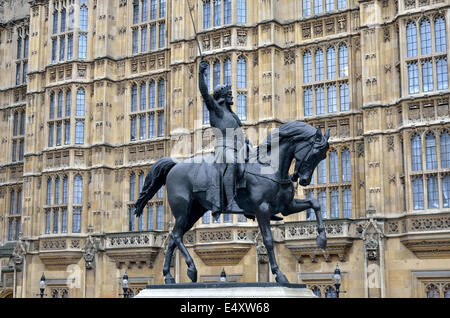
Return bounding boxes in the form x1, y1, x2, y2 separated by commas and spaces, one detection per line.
199, 62, 223, 117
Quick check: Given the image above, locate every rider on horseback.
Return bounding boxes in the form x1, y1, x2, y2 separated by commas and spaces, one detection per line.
199, 60, 283, 221
199, 60, 245, 220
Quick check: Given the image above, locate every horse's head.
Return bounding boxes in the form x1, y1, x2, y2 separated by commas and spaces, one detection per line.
294, 128, 329, 186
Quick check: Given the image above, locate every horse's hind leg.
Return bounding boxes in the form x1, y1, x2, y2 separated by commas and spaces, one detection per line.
165, 199, 204, 283
162, 236, 176, 284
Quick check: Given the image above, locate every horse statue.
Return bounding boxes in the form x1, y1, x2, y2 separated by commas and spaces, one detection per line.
134, 121, 330, 284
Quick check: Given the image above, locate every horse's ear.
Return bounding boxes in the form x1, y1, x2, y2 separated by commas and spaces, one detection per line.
324, 129, 330, 140
316, 128, 322, 137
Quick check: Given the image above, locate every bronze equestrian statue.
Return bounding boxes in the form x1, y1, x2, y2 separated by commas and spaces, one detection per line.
134, 63, 330, 284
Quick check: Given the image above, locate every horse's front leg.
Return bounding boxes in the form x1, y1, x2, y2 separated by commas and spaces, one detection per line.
282, 198, 327, 250
256, 202, 289, 284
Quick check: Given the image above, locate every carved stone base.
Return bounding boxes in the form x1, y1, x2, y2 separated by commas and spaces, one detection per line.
194, 244, 251, 266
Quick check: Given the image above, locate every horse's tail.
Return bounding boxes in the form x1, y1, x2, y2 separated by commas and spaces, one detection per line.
134, 157, 177, 217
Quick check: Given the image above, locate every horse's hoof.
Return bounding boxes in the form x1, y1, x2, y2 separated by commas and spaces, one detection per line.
317, 233, 327, 250
275, 273, 289, 284
165, 276, 175, 284
187, 267, 198, 283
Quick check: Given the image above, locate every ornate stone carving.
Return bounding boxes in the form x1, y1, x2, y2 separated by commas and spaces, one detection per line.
83, 236, 97, 269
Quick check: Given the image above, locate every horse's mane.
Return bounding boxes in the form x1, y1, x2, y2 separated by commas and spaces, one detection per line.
257, 121, 317, 152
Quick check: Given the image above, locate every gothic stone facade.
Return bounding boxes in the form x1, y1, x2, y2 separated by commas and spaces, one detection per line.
0, 0, 449, 298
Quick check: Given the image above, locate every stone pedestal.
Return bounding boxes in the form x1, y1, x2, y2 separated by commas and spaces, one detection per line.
135, 282, 316, 298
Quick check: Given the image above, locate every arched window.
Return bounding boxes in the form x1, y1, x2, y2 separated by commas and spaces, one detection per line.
16, 189, 22, 215
224, 0, 231, 24
318, 190, 327, 219
443, 175, 450, 208
327, 84, 337, 113
139, 115, 146, 140
65, 90, 71, 116
427, 176, 439, 209
237, 0, 247, 24
342, 188, 352, 218
57, 91, 63, 117
158, 22, 165, 48
237, 57, 247, 89
150, 0, 157, 19
303, 51, 312, 83
156, 205, 164, 229
329, 150, 338, 182
62, 176, 68, 204
325, 0, 334, 12
75, 120, 84, 144
406, 22, 418, 58
80, 3, 88, 31
159, 0, 166, 18
327, 47, 336, 79
203, 0, 211, 29
304, 87, 313, 116
421, 60, 433, 92
10, 191, 15, 214
141, 0, 148, 22
13, 112, 18, 136
325, 286, 337, 298
149, 81, 156, 109
316, 86, 324, 114
214, 0, 221, 27
338, 44, 348, 77
130, 116, 137, 141
213, 60, 221, 88
148, 113, 155, 138
412, 177, 424, 210
440, 131, 449, 168
76, 88, 85, 116
303, 0, 311, 17
158, 79, 165, 108
315, 49, 324, 81
130, 173, 136, 201
53, 11, 58, 34
408, 62, 419, 94
54, 176, 60, 204
147, 206, 154, 229
46, 178, 52, 205
73, 174, 83, 204
337, 0, 346, 10
133, 0, 139, 24
420, 19, 432, 55
330, 189, 339, 219
78, 33, 87, 59
50, 92, 55, 119
341, 149, 351, 182
68, 8, 74, 31
340, 82, 349, 111
61, 8, 66, 32
138, 172, 145, 193
223, 58, 231, 86
411, 135, 422, 171
434, 16, 446, 53
425, 133, 437, 170
444, 285, 450, 298
318, 159, 326, 184
314, 0, 322, 14
426, 284, 440, 298
140, 83, 147, 110
436, 58, 448, 90
131, 84, 137, 112
237, 94, 247, 121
